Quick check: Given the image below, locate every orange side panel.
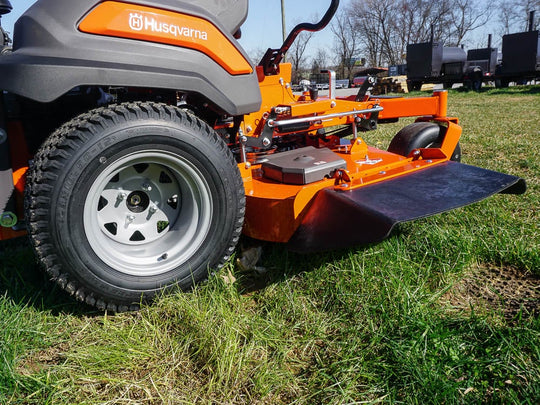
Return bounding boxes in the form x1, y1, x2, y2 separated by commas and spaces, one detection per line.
0, 121, 30, 241
7, 121, 29, 173
78, 1, 252, 75
374, 91, 446, 119
7, 121, 29, 196
0, 227, 26, 241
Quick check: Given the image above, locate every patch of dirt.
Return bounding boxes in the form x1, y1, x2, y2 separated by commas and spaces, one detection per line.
16, 342, 70, 375
441, 265, 539, 322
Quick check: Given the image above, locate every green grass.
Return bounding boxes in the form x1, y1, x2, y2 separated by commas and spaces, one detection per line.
1, 86, 539, 404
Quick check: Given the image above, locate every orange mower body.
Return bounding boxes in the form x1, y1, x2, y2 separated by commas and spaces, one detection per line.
235, 63, 524, 250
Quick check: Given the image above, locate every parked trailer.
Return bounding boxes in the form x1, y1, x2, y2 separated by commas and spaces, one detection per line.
462, 36, 498, 90
496, 11, 540, 87
407, 12, 539, 91
406, 41, 467, 91
496, 30, 540, 87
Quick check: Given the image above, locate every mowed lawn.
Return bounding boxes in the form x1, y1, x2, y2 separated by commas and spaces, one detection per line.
1, 87, 539, 404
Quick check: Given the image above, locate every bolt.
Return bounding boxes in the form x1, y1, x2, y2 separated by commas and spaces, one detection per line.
118, 192, 127, 201
142, 183, 152, 191
127, 215, 135, 223
262, 138, 271, 147
149, 205, 158, 214
1, 212, 17, 228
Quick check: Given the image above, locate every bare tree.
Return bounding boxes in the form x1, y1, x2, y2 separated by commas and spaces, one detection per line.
448, 0, 492, 46
348, 0, 491, 66
350, 0, 389, 66
288, 31, 314, 83
247, 47, 267, 66
311, 47, 330, 73
331, 8, 361, 79
496, 0, 539, 34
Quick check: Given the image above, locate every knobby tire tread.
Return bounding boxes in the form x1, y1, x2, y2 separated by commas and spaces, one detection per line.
25, 102, 245, 312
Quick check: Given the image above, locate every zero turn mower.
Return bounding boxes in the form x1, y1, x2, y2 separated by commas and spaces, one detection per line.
0, 0, 525, 310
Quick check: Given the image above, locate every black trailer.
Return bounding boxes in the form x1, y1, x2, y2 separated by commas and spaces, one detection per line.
495, 29, 540, 87
406, 41, 466, 91
406, 11, 539, 91
462, 38, 498, 91
406, 35, 499, 92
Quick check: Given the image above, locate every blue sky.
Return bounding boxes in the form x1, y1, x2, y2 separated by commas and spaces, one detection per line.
1, 0, 501, 61
1, 0, 340, 56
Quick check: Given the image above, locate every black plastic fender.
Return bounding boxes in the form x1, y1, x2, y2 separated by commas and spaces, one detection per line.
288, 161, 526, 252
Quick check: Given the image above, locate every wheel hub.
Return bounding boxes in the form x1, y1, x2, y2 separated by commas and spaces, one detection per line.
126, 190, 150, 213
95, 163, 181, 245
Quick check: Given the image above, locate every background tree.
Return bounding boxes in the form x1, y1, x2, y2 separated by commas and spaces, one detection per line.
496, 0, 539, 35
311, 47, 330, 75
349, 0, 491, 66
449, 0, 492, 46
247, 48, 266, 66
331, 8, 361, 80
288, 31, 314, 83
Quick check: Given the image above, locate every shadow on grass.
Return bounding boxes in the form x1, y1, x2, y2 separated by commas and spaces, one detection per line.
0, 225, 409, 314
233, 228, 407, 295
0, 237, 99, 316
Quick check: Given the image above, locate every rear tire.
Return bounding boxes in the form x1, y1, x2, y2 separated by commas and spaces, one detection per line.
25, 102, 245, 311
388, 122, 461, 162
495, 78, 509, 88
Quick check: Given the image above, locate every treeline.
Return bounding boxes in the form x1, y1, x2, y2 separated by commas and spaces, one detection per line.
252, 0, 539, 83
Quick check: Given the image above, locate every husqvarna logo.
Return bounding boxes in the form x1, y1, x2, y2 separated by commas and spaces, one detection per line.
129, 13, 144, 31
127, 12, 208, 40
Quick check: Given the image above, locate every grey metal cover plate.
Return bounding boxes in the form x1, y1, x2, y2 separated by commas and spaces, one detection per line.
262, 146, 346, 185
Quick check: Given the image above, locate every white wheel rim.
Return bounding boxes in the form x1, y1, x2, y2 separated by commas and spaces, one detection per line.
83, 150, 213, 277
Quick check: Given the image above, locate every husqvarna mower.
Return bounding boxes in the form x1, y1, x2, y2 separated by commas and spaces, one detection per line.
0, 0, 525, 311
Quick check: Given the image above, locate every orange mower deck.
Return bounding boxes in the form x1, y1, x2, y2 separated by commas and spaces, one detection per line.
233, 64, 525, 250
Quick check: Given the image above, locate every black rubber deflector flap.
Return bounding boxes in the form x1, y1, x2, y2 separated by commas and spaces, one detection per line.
288, 161, 526, 252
